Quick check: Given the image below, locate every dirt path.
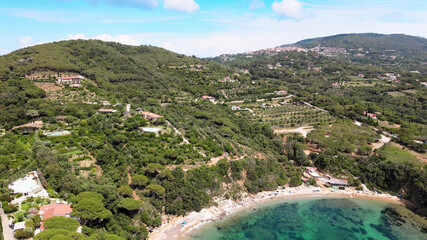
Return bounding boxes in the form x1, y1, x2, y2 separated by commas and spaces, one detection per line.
371, 134, 391, 150
221, 89, 229, 99
127, 167, 141, 201
274, 126, 315, 137
208, 153, 246, 166
1, 207, 16, 240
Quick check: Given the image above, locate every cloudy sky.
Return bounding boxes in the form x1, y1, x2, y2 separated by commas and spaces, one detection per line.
1, 0, 426, 57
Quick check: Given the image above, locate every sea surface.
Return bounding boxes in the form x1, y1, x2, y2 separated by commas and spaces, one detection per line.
187, 197, 427, 240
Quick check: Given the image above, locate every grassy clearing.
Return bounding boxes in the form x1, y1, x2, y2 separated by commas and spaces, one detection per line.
402, 89, 418, 94
307, 119, 380, 154
377, 143, 422, 166
63, 149, 85, 157
378, 120, 401, 129
388, 91, 405, 97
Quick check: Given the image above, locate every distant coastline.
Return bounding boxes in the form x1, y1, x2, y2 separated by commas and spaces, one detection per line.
148, 187, 402, 240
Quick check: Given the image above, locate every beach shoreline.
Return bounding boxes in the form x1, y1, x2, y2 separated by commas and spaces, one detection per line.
148, 187, 403, 240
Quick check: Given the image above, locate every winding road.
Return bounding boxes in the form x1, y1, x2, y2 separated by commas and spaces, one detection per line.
0, 207, 15, 240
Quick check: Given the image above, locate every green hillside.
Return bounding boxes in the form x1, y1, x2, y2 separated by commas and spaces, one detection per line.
292, 33, 427, 52
0, 39, 191, 79
0, 40, 233, 102
0, 39, 426, 239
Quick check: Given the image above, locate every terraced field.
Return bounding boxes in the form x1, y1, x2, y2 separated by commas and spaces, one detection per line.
238, 102, 334, 128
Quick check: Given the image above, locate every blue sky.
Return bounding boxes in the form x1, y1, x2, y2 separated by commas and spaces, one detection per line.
0, 0, 426, 57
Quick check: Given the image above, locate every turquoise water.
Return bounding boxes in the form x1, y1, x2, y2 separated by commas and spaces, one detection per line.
187, 197, 427, 240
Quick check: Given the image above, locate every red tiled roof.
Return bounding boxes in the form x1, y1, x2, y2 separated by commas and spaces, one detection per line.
40, 204, 72, 220
140, 112, 163, 119
98, 108, 117, 113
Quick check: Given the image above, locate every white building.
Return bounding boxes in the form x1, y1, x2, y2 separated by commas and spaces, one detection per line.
57, 75, 83, 84
13, 222, 26, 232
305, 167, 321, 178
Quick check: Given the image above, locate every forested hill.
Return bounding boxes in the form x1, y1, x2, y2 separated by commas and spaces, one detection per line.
291, 33, 427, 53
0, 39, 190, 79
0, 39, 233, 103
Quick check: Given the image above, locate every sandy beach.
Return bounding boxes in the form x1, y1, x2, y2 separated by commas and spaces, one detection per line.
148, 186, 402, 240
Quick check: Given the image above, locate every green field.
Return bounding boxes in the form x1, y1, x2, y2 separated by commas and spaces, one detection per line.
377, 144, 422, 167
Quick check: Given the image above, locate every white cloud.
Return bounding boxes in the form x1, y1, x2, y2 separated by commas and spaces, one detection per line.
66, 33, 140, 46
0, 48, 10, 55
154, 6, 427, 57
93, 34, 140, 45
249, 0, 266, 10
19, 36, 33, 47
272, 0, 304, 19
163, 0, 199, 13
88, 0, 159, 9
67, 33, 87, 40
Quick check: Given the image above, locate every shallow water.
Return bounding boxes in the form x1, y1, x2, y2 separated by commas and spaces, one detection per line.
187, 197, 427, 240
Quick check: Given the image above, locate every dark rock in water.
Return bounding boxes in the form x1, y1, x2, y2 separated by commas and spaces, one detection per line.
370, 223, 399, 240
359, 228, 367, 235
382, 207, 406, 225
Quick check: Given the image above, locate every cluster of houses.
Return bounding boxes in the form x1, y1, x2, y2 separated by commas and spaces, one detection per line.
275, 90, 288, 95
7, 172, 74, 234
243, 46, 308, 56
265, 63, 283, 70
364, 111, 381, 120
135, 109, 164, 121
330, 82, 342, 88
218, 76, 237, 83
56, 75, 84, 88
242, 45, 347, 57
379, 73, 400, 81
201, 96, 216, 103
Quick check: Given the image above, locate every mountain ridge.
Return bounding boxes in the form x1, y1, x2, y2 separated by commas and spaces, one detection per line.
285, 33, 427, 52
